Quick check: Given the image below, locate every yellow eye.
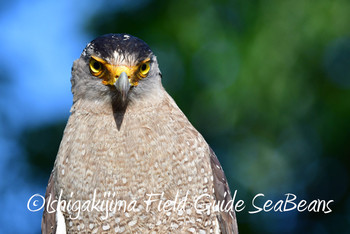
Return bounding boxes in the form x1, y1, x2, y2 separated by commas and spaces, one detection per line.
89, 58, 104, 76
139, 61, 150, 78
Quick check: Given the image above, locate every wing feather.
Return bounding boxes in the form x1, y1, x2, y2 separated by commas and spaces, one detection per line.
209, 147, 239, 234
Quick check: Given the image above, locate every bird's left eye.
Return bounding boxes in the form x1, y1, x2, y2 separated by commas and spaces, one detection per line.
139, 62, 150, 78
89, 58, 104, 77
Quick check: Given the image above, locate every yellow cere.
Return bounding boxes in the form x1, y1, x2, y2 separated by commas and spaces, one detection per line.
89, 56, 151, 86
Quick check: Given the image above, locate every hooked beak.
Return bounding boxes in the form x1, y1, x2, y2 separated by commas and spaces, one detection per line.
114, 71, 131, 103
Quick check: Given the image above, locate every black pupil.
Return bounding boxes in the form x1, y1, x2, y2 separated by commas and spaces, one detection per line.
93, 61, 101, 70
141, 64, 147, 71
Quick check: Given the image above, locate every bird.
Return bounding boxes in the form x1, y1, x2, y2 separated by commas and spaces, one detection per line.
42, 33, 238, 234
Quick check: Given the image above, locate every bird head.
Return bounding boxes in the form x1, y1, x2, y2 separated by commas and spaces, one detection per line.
71, 34, 162, 106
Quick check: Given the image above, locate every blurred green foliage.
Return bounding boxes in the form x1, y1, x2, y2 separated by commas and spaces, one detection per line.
21, 0, 350, 233
20, 122, 66, 182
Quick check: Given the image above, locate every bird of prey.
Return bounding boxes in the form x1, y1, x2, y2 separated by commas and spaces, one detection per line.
42, 34, 238, 234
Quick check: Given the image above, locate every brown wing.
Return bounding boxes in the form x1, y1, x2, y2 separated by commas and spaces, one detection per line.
209, 147, 239, 234
41, 171, 57, 234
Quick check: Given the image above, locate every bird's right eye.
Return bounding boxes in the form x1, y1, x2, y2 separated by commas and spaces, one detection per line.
89, 58, 104, 77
